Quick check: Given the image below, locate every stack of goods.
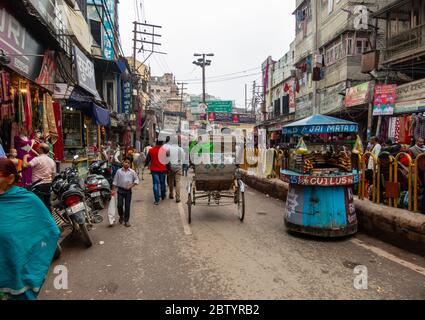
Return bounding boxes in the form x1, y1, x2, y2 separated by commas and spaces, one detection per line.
303, 159, 314, 173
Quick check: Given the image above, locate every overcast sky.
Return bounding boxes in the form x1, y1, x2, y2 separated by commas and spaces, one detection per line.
118, 0, 295, 109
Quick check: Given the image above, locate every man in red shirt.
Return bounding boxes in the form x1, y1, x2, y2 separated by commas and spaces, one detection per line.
144, 140, 168, 205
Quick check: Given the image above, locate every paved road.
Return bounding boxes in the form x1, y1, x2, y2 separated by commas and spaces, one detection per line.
40, 174, 425, 300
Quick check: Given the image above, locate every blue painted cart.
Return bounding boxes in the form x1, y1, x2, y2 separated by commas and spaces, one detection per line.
281, 115, 360, 237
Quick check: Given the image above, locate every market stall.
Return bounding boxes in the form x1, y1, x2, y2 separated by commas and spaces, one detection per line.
280, 115, 360, 237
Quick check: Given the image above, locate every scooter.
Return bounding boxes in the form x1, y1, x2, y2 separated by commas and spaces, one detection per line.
85, 160, 112, 210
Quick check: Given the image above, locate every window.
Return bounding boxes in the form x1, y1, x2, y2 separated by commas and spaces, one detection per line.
106, 82, 114, 110
356, 39, 370, 55
90, 19, 102, 47
346, 38, 353, 55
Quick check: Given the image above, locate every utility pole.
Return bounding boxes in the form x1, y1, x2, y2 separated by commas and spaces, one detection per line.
245, 84, 248, 113
132, 19, 165, 148
177, 82, 188, 133
193, 53, 214, 124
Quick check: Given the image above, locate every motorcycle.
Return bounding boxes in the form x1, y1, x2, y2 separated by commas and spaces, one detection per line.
85, 160, 112, 210
51, 159, 99, 248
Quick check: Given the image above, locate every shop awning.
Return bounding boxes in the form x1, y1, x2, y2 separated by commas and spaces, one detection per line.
67, 87, 111, 127
282, 115, 358, 135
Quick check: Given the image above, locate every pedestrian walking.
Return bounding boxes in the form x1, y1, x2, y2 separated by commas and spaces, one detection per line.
166, 141, 185, 203
111, 143, 123, 179
22, 143, 56, 211
144, 140, 167, 205
112, 157, 140, 228
0, 159, 60, 300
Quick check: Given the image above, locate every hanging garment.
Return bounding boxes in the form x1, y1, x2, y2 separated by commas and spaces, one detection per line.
24, 83, 32, 134
394, 117, 401, 144
312, 67, 321, 81
0, 119, 12, 152
388, 117, 397, 141
52, 102, 64, 161
379, 117, 390, 143
283, 83, 290, 93
43, 94, 59, 144
14, 135, 34, 186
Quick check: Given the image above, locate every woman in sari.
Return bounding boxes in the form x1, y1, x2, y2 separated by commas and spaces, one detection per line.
0, 158, 60, 300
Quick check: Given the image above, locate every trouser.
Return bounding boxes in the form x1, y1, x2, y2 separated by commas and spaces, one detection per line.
167, 169, 182, 199
152, 171, 167, 203
33, 183, 52, 212
117, 188, 132, 223
182, 164, 189, 176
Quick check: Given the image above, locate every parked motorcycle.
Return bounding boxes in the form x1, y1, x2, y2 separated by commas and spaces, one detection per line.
51, 162, 97, 248
85, 160, 112, 210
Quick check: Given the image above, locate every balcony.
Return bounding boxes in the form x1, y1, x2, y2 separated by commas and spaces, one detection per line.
385, 24, 425, 63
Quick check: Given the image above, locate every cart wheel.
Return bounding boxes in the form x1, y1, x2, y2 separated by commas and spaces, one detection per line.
187, 193, 192, 224
237, 188, 245, 222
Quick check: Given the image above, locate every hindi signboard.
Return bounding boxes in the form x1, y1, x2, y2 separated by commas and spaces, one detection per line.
74, 45, 97, 96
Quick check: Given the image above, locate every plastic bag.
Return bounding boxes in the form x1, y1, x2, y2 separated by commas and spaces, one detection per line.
295, 138, 308, 155
352, 135, 364, 155
107, 195, 117, 225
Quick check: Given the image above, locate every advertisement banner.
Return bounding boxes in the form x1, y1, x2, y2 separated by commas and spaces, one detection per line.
103, 0, 115, 60
0, 4, 45, 81
163, 115, 180, 131
74, 45, 97, 96
374, 84, 396, 116
345, 82, 372, 107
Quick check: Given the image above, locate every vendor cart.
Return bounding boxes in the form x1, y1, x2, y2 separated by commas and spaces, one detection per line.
281, 115, 360, 237
186, 135, 246, 224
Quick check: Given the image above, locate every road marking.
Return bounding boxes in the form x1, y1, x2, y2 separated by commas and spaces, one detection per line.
178, 201, 192, 236
350, 238, 425, 277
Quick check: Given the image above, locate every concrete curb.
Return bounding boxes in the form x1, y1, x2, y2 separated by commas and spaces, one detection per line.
240, 169, 425, 255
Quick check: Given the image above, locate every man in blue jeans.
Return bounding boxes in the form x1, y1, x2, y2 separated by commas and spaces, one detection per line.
144, 140, 167, 205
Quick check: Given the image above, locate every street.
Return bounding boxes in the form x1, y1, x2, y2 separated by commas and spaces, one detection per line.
40, 174, 425, 300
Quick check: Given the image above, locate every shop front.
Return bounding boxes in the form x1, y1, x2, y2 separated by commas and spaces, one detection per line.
0, 3, 63, 186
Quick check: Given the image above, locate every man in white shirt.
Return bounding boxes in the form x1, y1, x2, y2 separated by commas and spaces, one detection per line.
166, 142, 186, 203
23, 143, 56, 211
367, 136, 381, 170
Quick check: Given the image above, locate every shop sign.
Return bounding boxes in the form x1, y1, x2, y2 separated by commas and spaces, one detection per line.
394, 99, 425, 114
283, 124, 358, 135
207, 100, 233, 113
213, 113, 233, 122
0, 4, 45, 81
321, 82, 346, 114
74, 45, 97, 96
122, 81, 132, 114
396, 78, 425, 103
237, 114, 256, 124
373, 84, 396, 116
345, 82, 372, 107
281, 173, 359, 186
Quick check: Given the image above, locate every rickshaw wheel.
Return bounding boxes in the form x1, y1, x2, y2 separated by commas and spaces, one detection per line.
237, 187, 245, 222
